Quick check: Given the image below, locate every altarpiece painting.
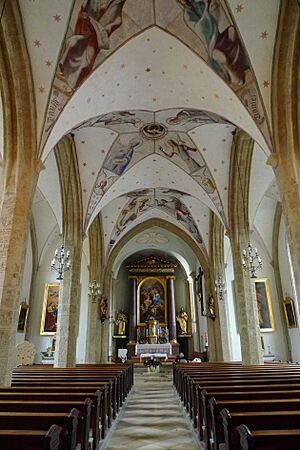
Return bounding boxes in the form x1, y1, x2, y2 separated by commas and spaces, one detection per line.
138, 277, 167, 325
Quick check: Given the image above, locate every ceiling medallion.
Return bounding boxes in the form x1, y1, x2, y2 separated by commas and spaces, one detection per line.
136, 232, 169, 244
140, 122, 167, 140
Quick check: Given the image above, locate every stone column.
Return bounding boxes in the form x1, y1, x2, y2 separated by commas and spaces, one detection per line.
85, 217, 102, 363
0, 169, 39, 385
167, 276, 177, 342
0, 0, 39, 385
85, 298, 98, 363
231, 232, 263, 364
128, 276, 137, 343
228, 130, 263, 365
53, 136, 83, 368
54, 240, 82, 367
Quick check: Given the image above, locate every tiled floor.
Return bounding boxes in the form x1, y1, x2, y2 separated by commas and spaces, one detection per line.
101, 365, 202, 450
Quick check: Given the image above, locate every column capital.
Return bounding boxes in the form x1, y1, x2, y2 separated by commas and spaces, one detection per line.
166, 275, 176, 280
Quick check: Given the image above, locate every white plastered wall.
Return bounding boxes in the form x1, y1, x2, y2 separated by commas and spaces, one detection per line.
278, 216, 300, 362
225, 236, 241, 361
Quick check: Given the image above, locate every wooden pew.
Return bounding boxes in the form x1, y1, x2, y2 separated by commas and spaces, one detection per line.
11, 365, 133, 438
0, 410, 77, 450
9, 381, 113, 431
199, 388, 300, 445
196, 381, 300, 442
176, 364, 300, 420
0, 424, 65, 450
189, 375, 300, 436
0, 408, 83, 448
209, 396, 300, 449
235, 424, 300, 450
13, 364, 133, 401
0, 389, 105, 444
173, 362, 300, 447
3, 364, 133, 449
221, 408, 300, 450
11, 375, 119, 417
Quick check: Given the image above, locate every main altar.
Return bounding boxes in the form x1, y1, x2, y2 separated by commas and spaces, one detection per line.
125, 256, 180, 358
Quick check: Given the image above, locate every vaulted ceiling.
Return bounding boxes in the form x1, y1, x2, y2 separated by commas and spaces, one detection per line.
1, 0, 282, 265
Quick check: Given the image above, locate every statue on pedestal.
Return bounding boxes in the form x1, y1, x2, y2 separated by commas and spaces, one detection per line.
176, 307, 188, 335
115, 311, 127, 336
207, 294, 216, 321
99, 296, 108, 323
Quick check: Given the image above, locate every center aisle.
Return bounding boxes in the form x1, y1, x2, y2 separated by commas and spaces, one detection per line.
101, 364, 201, 450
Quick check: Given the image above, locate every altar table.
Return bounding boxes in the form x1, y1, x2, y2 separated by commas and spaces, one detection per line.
135, 343, 172, 356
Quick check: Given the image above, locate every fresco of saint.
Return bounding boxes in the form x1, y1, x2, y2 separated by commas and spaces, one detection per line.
177, 0, 249, 86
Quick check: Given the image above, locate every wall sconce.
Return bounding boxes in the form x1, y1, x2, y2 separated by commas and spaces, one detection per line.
88, 280, 101, 304
215, 275, 226, 301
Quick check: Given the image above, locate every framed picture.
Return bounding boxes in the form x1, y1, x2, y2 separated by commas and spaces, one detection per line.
283, 295, 297, 328
17, 302, 29, 333
255, 278, 275, 332
40, 283, 60, 335
137, 276, 167, 325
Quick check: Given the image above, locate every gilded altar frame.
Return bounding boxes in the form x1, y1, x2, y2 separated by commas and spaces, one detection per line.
137, 275, 167, 325
40, 282, 60, 335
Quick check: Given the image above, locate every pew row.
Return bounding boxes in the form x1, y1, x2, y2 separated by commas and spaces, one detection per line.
0, 364, 133, 450
173, 362, 300, 449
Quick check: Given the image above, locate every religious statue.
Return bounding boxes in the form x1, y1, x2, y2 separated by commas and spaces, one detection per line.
176, 307, 188, 335
115, 311, 127, 336
207, 294, 216, 321
99, 296, 108, 323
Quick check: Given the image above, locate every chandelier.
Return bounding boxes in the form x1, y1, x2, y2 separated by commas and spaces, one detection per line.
242, 243, 262, 278
51, 245, 71, 280
88, 280, 101, 303
215, 275, 226, 301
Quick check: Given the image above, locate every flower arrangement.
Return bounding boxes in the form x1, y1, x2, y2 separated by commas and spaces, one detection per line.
143, 356, 162, 368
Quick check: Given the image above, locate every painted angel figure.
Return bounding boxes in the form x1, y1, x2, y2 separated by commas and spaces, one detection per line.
58, 0, 127, 91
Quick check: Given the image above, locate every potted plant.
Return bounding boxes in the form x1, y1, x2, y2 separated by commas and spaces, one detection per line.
143, 356, 162, 373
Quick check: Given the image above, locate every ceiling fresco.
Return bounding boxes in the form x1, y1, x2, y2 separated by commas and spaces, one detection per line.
80, 108, 227, 230
29, 0, 278, 152
107, 188, 204, 251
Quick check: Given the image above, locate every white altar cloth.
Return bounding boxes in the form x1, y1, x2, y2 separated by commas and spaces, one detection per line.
139, 353, 168, 362
135, 343, 172, 356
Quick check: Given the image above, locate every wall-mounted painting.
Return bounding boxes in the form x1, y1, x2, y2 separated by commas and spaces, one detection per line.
283, 295, 297, 329
138, 277, 167, 325
40, 283, 60, 335
17, 302, 29, 333
255, 278, 275, 332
